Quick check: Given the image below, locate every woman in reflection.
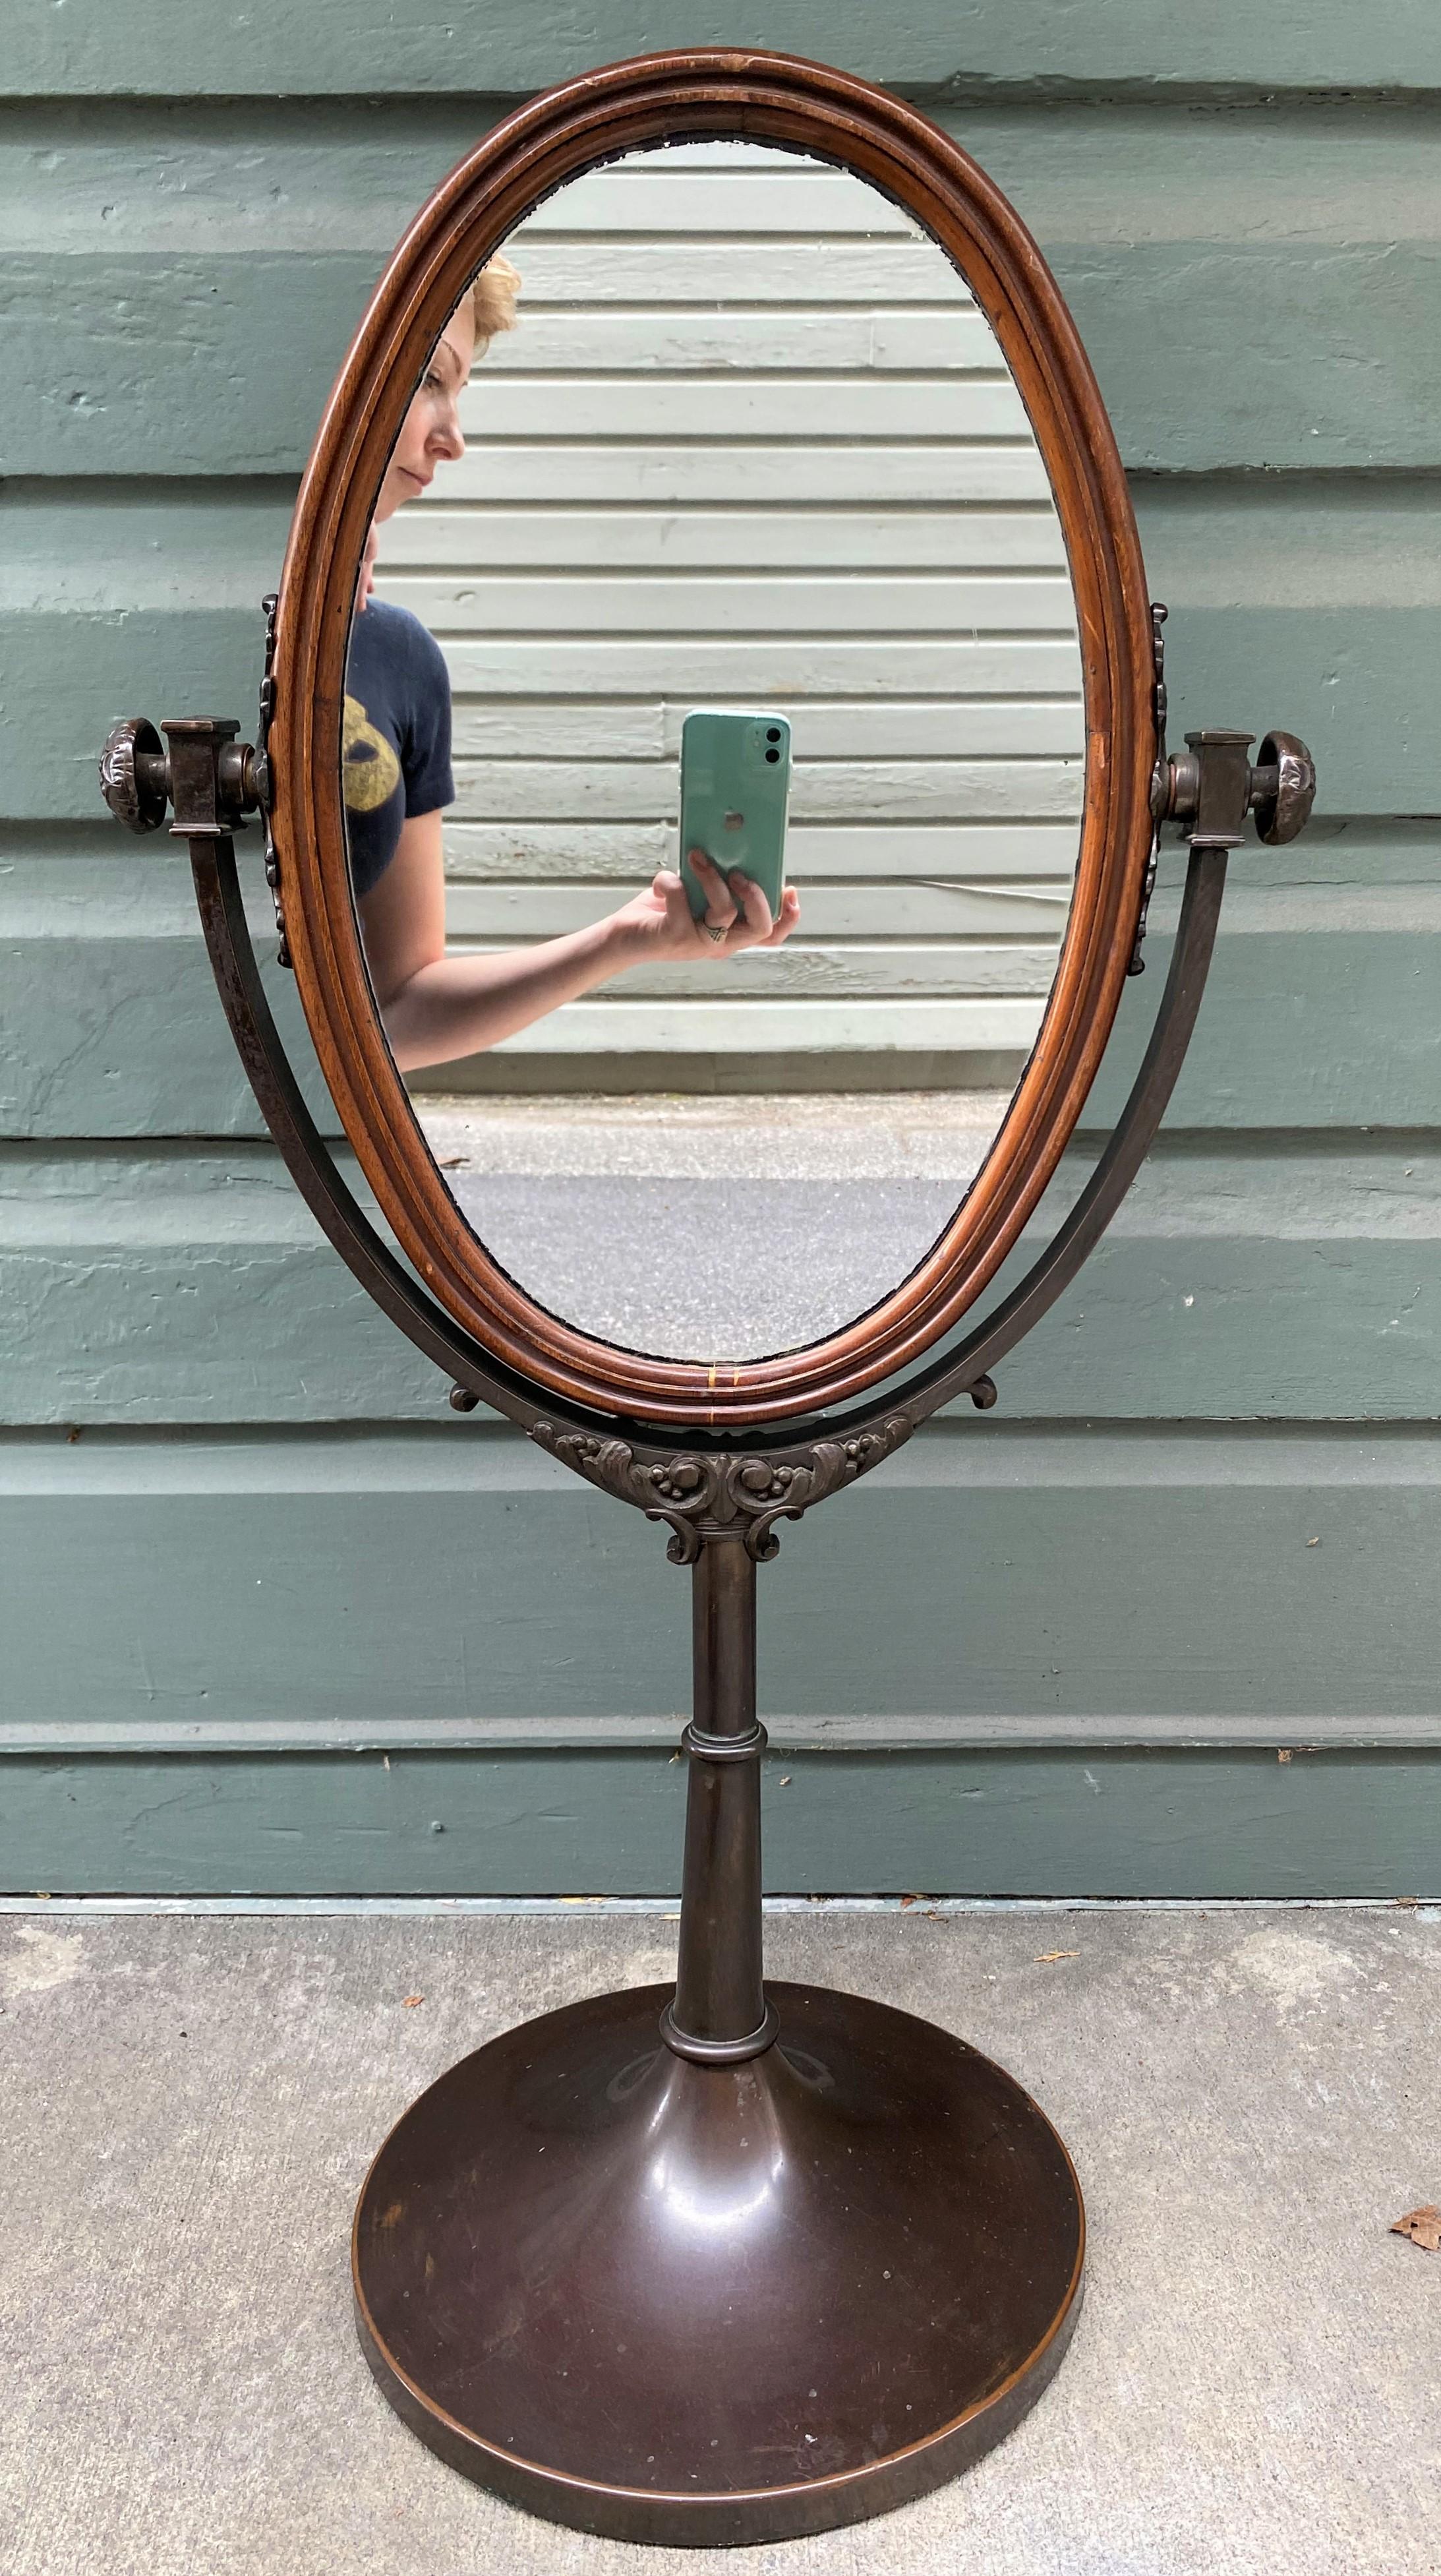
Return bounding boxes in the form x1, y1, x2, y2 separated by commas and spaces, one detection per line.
344, 256, 800, 1071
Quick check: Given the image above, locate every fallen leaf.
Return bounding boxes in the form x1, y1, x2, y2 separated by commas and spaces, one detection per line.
900, 1894, 927, 1909
436, 1154, 467, 1168
403, 1994, 424, 2009
1035, 1949, 1080, 1964
1391, 2205, 1441, 2252
1393, 1895, 1421, 1909
1278, 1749, 1293, 1764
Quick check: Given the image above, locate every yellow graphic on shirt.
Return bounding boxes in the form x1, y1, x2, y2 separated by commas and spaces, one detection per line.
342, 694, 401, 814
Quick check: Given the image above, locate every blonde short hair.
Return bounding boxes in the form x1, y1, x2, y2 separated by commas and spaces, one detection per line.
467, 253, 521, 353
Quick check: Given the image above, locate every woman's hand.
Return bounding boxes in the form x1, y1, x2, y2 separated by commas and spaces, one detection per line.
362, 826, 800, 1071
606, 851, 801, 966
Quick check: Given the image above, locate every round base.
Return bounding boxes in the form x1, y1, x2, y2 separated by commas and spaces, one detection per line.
353, 1982, 1083, 2545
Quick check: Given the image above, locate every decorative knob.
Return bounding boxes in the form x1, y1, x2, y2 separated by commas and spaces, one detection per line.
1250, 731, 1316, 845
99, 717, 169, 833
1154, 728, 1317, 849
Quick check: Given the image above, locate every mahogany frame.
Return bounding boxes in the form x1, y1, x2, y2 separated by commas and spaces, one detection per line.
270, 46, 1156, 1429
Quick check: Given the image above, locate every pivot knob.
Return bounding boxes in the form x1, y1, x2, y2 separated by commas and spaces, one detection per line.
1152, 727, 1317, 849
98, 715, 263, 838
1251, 731, 1316, 845
98, 717, 169, 833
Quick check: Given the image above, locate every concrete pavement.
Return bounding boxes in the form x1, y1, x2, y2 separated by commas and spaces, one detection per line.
3, 1902, 1437, 2576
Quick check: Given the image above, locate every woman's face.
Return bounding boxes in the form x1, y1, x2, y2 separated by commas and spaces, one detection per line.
374, 302, 477, 524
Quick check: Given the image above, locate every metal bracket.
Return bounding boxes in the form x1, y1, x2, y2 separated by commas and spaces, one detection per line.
97, 597, 287, 956
100, 712, 263, 834
160, 717, 254, 840
1130, 605, 1316, 979
1154, 722, 1316, 851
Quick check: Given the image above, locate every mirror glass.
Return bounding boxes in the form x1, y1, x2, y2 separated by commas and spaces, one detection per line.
342, 141, 1084, 1362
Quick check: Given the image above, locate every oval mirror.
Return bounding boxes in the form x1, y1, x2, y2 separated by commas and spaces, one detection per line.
272, 54, 1154, 1425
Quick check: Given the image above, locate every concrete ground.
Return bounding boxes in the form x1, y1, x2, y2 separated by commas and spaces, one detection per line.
3, 1902, 1438, 2576
412, 1093, 1012, 1356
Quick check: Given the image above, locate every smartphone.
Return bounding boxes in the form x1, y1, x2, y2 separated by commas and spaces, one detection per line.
678, 709, 791, 922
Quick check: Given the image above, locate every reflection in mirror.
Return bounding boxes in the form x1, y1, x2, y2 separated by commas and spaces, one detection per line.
343, 142, 1084, 1361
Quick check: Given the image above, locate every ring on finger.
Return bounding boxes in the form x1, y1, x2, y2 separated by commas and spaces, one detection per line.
703, 920, 730, 945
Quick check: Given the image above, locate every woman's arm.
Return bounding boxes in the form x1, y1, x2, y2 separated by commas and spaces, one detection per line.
357, 808, 800, 1073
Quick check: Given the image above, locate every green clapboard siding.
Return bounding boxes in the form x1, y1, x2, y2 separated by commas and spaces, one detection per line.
2, 18, 1438, 1894
4, 1135, 1440, 1425
7, 101, 1441, 475
6, 1748, 1436, 1901
1, 6, 1437, 94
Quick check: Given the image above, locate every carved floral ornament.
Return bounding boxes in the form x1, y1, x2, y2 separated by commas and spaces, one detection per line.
530, 1416, 916, 1560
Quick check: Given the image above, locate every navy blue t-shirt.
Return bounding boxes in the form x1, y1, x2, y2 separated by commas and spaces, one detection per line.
342, 599, 454, 899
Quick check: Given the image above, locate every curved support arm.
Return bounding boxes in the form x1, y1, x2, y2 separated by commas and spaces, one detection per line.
188, 830, 1228, 1518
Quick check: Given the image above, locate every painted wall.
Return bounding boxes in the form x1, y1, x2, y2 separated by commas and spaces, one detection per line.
3, 4, 1438, 1894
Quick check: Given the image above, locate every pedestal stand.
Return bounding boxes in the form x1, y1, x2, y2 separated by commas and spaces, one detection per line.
352, 1532, 1083, 2544
99, 650, 1315, 2544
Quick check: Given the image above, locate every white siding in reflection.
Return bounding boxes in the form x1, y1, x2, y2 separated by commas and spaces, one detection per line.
374, 142, 1086, 1081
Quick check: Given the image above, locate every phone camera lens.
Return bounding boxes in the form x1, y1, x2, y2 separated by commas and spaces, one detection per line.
765, 749, 780, 763
765, 727, 782, 742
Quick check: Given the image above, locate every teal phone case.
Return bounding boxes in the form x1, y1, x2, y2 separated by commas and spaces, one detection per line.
678, 709, 791, 922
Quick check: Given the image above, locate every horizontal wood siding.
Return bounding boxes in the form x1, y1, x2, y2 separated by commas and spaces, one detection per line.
3, 42, 1438, 1890
370, 144, 1082, 1081
1, 9, 1436, 94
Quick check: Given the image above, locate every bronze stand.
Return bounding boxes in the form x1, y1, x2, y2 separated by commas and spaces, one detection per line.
100, 657, 1314, 2544
665, 1539, 775, 2062
351, 1525, 1084, 2543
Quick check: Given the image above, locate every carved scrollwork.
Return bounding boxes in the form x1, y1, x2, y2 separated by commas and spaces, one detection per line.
722, 1416, 914, 1559
531, 1413, 914, 1563
530, 1425, 719, 1561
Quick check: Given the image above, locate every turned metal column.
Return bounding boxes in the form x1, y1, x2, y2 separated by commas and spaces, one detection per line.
661, 1534, 779, 2062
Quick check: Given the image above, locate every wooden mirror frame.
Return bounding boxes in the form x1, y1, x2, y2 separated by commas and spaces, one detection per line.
270, 46, 1155, 1429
